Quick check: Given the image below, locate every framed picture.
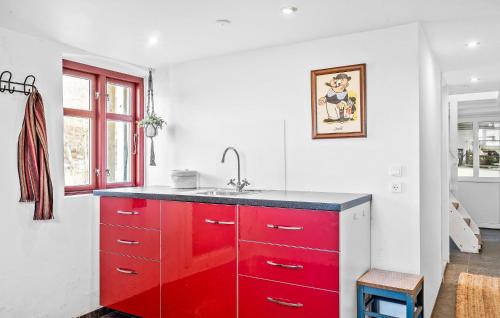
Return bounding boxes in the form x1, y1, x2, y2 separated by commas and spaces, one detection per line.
311, 64, 366, 139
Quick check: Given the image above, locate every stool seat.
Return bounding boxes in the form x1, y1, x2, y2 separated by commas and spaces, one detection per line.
358, 269, 424, 296
357, 269, 424, 318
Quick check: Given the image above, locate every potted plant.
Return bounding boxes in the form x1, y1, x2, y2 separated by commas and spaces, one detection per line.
138, 113, 165, 139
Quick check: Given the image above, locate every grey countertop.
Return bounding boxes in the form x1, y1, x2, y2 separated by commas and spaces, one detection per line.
94, 186, 371, 212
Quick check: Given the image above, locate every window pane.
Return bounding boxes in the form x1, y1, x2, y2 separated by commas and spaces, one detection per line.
107, 83, 131, 115
63, 75, 91, 110
107, 121, 132, 183
479, 121, 500, 178
64, 116, 91, 186
458, 122, 473, 177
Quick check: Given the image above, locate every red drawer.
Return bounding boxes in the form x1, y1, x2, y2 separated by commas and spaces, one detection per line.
100, 252, 160, 318
100, 197, 160, 229
239, 206, 339, 251
239, 241, 339, 291
239, 275, 339, 318
100, 224, 161, 260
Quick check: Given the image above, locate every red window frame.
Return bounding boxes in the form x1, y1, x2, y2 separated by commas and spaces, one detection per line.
63, 60, 144, 195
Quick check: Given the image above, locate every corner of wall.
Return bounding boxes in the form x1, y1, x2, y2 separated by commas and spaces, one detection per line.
416, 25, 445, 318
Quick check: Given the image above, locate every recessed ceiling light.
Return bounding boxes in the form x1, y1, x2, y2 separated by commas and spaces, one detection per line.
148, 36, 159, 46
215, 19, 231, 27
281, 6, 298, 15
470, 77, 480, 83
465, 41, 480, 48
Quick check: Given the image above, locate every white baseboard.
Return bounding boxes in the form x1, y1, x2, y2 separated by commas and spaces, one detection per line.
478, 223, 500, 230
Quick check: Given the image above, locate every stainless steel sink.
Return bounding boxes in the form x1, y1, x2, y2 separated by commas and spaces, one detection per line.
196, 189, 260, 196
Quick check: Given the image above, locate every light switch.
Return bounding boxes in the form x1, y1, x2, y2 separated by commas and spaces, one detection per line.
389, 165, 402, 177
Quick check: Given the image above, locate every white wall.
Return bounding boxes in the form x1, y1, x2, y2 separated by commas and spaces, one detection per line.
457, 181, 500, 228
0, 26, 100, 317
418, 28, 443, 316
441, 85, 450, 266
156, 24, 424, 274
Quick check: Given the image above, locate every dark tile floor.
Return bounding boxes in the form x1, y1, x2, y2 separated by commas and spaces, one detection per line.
100, 311, 139, 318
432, 229, 500, 317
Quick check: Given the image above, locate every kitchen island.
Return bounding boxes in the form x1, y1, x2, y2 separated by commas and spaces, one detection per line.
95, 186, 372, 318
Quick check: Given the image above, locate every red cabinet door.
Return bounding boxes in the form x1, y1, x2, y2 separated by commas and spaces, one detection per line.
239, 206, 339, 251
162, 201, 237, 318
100, 197, 160, 229
239, 241, 339, 291
100, 252, 160, 318
239, 275, 339, 318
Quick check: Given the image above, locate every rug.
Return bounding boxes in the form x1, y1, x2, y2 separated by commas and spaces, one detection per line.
456, 272, 500, 318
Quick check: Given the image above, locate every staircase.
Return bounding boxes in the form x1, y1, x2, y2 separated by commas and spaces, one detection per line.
449, 193, 482, 253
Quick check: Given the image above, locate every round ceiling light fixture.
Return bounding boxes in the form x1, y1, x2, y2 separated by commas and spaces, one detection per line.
470, 76, 480, 83
281, 6, 298, 15
465, 41, 480, 48
215, 19, 231, 27
148, 36, 159, 46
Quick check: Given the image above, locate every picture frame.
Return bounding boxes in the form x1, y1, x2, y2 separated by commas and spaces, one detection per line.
311, 64, 366, 139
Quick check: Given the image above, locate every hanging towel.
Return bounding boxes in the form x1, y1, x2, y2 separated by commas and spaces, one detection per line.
18, 91, 54, 220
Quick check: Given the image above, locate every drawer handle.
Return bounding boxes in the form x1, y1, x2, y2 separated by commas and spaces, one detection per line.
117, 239, 140, 245
116, 267, 137, 275
266, 260, 304, 270
116, 210, 140, 215
266, 224, 304, 231
205, 219, 235, 225
267, 297, 303, 308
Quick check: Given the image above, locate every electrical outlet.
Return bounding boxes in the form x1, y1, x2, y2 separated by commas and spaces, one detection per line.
391, 182, 402, 193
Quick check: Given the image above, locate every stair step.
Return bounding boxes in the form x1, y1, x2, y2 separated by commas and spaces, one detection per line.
475, 233, 483, 246
464, 218, 471, 226
452, 202, 459, 210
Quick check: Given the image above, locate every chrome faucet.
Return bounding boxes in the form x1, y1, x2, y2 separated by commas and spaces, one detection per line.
221, 146, 250, 192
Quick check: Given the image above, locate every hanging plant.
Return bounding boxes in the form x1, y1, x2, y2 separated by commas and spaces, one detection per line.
138, 113, 165, 136
141, 68, 166, 166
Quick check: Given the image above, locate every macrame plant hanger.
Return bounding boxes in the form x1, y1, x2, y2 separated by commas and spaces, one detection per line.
146, 68, 157, 166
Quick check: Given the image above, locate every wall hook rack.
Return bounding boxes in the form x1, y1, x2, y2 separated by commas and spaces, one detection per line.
0, 71, 37, 96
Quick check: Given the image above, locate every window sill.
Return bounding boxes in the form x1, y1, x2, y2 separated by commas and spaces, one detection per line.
65, 184, 139, 197
65, 189, 95, 196
457, 178, 500, 183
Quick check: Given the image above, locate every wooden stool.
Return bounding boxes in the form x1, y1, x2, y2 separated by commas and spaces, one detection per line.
357, 269, 424, 318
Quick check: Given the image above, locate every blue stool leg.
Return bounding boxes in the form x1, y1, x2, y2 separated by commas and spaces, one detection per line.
406, 293, 415, 318
357, 285, 364, 318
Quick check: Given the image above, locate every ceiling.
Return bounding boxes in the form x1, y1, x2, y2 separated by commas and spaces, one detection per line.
1, 0, 499, 93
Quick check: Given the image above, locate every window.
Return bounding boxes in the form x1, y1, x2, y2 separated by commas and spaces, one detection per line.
457, 119, 500, 180
63, 60, 144, 194
478, 121, 500, 178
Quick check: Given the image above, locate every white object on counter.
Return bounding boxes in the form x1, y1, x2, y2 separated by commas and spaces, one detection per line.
171, 170, 198, 189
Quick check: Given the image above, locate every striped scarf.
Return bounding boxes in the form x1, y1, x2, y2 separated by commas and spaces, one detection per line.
18, 91, 54, 220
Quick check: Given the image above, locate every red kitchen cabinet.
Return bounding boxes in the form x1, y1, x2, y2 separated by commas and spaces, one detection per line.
98, 195, 370, 318
239, 240, 339, 291
100, 197, 161, 229
239, 205, 340, 251
100, 224, 161, 260
239, 275, 339, 318
100, 252, 161, 318
161, 201, 237, 318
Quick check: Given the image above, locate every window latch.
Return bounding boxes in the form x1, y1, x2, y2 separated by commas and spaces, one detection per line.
95, 169, 100, 176
95, 92, 100, 100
